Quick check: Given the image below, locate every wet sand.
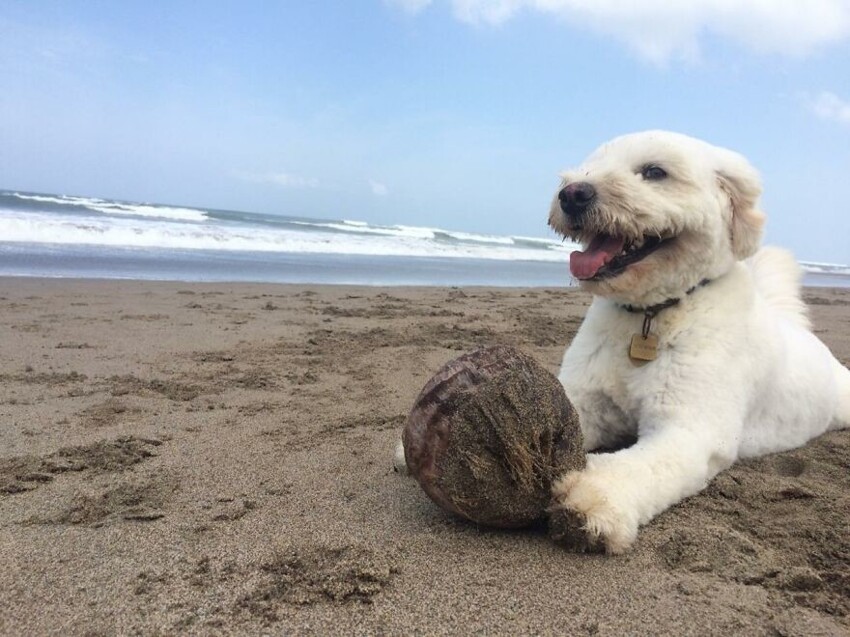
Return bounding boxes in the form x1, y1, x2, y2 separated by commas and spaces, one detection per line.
0, 278, 848, 635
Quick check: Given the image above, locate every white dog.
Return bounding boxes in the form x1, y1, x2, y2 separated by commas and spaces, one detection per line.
395, 131, 850, 554
546, 130, 850, 553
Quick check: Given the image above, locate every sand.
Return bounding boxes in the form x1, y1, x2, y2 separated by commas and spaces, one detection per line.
0, 278, 847, 636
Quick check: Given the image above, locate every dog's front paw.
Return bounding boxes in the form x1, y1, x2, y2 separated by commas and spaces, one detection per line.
551, 470, 638, 554
547, 505, 604, 553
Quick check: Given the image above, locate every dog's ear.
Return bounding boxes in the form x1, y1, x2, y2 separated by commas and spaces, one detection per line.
716, 151, 765, 259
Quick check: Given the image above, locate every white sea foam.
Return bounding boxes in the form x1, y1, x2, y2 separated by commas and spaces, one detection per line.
290, 218, 568, 251
292, 220, 436, 239
0, 210, 577, 262
800, 261, 850, 276
436, 229, 515, 245
8, 195, 844, 274
11, 192, 208, 222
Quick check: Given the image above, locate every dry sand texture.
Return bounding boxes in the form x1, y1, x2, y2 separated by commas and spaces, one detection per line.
0, 278, 848, 635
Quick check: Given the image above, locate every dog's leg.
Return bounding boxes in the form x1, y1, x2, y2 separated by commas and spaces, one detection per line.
551, 421, 738, 554
567, 390, 635, 452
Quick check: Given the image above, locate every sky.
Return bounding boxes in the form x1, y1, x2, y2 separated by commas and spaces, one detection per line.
1, 1, 849, 264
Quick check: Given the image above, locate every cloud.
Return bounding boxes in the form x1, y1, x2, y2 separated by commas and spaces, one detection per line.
387, 0, 850, 63
236, 171, 320, 189
0, 18, 105, 70
369, 180, 390, 196
804, 91, 850, 126
384, 0, 434, 15
451, 0, 521, 25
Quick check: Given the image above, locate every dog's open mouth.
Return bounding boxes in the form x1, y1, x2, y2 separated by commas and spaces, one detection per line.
570, 234, 671, 280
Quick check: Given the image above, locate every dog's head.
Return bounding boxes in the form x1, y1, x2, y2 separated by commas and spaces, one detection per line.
548, 131, 765, 305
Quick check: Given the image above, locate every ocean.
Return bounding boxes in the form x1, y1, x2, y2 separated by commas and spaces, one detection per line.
1, 189, 848, 288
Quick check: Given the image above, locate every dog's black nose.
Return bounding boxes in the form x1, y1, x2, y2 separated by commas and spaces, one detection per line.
558, 182, 596, 218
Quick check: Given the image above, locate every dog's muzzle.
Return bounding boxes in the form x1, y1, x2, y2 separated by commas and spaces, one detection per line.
558, 182, 596, 224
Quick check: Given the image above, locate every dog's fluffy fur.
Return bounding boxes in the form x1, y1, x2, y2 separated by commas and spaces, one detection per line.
394, 130, 850, 554
548, 131, 850, 553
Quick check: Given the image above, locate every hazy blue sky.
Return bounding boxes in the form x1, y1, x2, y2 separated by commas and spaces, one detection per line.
1, 1, 849, 263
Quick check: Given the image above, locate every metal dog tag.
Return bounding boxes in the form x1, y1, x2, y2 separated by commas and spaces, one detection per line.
629, 333, 658, 362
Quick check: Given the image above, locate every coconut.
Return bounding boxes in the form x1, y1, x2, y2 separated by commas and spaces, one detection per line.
403, 345, 587, 540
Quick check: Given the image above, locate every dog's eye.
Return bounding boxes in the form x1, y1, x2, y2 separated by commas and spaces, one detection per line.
641, 165, 667, 181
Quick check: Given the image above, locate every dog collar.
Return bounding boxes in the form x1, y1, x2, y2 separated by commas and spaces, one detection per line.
620, 278, 712, 317
621, 279, 711, 363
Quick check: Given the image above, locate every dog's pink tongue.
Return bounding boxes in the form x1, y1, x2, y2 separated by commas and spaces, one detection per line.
570, 234, 626, 279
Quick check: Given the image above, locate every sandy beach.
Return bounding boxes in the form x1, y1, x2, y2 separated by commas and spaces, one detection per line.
1, 277, 848, 636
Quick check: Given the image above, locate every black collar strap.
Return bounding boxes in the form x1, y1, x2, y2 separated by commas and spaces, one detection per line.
620, 278, 712, 317
621, 278, 712, 340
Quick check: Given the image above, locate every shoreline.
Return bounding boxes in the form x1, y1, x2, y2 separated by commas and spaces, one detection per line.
1, 278, 848, 634
2, 243, 849, 289
0, 269, 848, 289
